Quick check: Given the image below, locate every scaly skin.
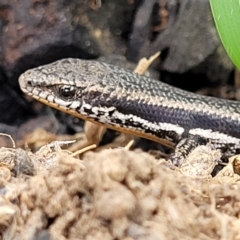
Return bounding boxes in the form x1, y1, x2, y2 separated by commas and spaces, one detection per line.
18, 58, 240, 163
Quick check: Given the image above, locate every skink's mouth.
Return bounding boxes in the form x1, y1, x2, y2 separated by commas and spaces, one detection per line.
33, 95, 92, 123
19, 73, 53, 103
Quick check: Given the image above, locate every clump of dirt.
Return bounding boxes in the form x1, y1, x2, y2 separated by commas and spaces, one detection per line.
0, 145, 240, 240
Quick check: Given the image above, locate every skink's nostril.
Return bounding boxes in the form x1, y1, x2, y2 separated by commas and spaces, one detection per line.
26, 80, 33, 86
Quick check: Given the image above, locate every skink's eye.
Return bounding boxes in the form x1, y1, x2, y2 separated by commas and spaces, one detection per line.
58, 85, 76, 99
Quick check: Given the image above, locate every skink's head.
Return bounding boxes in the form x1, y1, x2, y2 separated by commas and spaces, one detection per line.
20, 58, 106, 91
19, 57, 110, 97
18, 58, 120, 117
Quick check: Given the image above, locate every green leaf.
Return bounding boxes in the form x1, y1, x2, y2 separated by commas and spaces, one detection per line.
210, 0, 240, 70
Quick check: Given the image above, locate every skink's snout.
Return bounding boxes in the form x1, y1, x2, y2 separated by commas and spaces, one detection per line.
18, 71, 35, 93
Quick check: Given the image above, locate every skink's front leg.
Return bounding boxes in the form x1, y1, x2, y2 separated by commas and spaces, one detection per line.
170, 135, 208, 166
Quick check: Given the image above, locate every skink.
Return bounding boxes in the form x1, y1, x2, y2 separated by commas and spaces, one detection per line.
18, 58, 240, 164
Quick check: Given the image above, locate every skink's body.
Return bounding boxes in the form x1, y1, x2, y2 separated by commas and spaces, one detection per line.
19, 58, 240, 163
